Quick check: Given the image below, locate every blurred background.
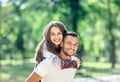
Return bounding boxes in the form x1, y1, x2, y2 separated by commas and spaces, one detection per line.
0, 0, 120, 82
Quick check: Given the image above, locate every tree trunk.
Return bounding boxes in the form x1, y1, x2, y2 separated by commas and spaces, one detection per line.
107, 0, 116, 68
69, 0, 79, 32
110, 36, 116, 68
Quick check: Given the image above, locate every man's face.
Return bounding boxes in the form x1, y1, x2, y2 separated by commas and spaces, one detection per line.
61, 36, 79, 57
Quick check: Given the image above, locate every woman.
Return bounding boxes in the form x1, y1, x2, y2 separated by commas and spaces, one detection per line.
34, 20, 80, 68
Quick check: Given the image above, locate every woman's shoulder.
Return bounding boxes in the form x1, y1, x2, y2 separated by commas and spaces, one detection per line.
43, 44, 57, 58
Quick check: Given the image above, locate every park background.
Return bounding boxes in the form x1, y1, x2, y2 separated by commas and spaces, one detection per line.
0, 0, 120, 82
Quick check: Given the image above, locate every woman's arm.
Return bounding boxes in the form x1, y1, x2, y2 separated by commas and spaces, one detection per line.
25, 71, 42, 82
76, 57, 81, 68
72, 56, 81, 68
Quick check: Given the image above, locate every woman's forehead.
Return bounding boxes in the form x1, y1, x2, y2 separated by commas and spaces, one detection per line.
50, 26, 61, 32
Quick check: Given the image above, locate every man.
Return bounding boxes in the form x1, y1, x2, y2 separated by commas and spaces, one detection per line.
26, 32, 80, 82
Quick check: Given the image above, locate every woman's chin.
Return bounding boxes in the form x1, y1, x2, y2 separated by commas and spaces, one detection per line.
54, 44, 60, 47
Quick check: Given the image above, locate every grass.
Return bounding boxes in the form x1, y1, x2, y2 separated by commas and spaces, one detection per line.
0, 59, 120, 82
0, 59, 34, 82
75, 62, 120, 78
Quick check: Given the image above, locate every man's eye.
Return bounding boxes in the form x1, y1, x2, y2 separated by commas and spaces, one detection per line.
67, 42, 71, 45
74, 44, 78, 47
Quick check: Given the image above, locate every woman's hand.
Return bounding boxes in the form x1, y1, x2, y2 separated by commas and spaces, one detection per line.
74, 57, 81, 68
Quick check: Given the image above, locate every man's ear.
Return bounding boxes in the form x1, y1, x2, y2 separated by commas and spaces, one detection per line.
60, 42, 63, 47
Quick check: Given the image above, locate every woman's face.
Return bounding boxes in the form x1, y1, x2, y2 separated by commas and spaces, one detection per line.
50, 26, 63, 46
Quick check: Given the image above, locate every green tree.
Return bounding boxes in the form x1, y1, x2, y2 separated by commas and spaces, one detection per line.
107, 0, 120, 68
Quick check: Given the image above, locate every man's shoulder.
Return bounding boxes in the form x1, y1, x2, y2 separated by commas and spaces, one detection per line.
36, 59, 52, 69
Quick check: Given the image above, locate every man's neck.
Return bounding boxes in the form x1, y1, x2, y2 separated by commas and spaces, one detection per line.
59, 51, 71, 60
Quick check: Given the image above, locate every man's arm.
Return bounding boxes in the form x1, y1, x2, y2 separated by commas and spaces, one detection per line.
25, 71, 42, 82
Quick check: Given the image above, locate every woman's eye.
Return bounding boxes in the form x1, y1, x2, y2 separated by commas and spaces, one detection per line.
51, 33, 55, 36
58, 32, 62, 35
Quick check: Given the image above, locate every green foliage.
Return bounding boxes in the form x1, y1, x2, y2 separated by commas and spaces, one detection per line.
0, 0, 120, 67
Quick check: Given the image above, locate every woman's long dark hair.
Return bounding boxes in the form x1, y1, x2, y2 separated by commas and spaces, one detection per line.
34, 21, 67, 67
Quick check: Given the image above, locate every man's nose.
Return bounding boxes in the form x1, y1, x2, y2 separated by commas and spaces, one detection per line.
70, 44, 75, 49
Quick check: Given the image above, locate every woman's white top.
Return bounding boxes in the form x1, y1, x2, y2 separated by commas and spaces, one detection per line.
43, 43, 77, 69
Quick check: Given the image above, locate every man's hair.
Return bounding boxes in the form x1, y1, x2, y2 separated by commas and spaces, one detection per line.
62, 32, 79, 42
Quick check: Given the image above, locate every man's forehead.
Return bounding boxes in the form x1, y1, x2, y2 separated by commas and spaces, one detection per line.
64, 36, 79, 41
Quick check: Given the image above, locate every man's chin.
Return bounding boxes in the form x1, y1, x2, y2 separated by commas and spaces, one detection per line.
65, 54, 73, 57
